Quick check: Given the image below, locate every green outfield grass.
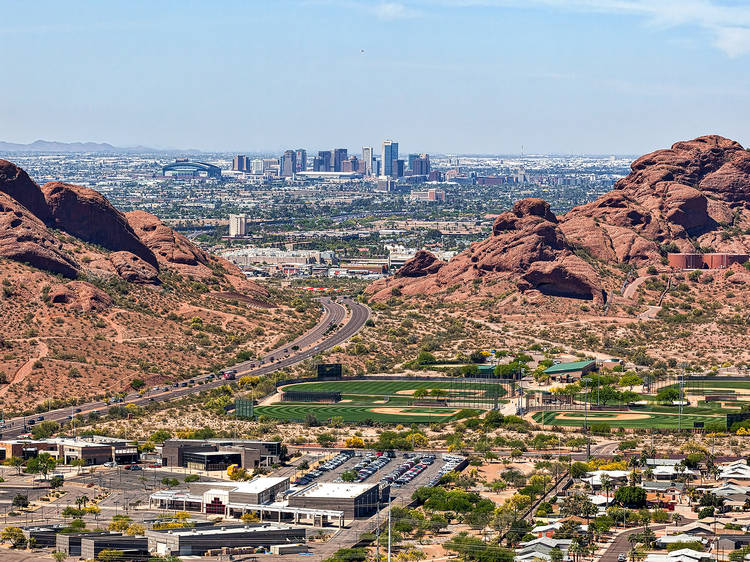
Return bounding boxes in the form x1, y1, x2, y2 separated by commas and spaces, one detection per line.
254, 404, 478, 423
532, 409, 726, 430
282, 379, 507, 397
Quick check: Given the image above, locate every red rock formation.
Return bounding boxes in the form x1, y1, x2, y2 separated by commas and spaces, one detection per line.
0, 160, 52, 223
561, 135, 750, 263
0, 192, 79, 278
42, 182, 158, 269
368, 198, 605, 302
110, 251, 159, 284
48, 281, 113, 311
396, 250, 445, 278
125, 210, 208, 267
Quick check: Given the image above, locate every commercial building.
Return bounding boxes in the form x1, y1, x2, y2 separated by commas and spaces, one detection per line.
667, 253, 749, 270
410, 188, 445, 203
317, 150, 332, 171
341, 156, 359, 173
232, 155, 248, 172
162, 159, 221, 179
250, 158, 264, 174
0, 436, 138, 465
333, 148, 348, 172
287, 482, 387, 519
80, 535, 149, 560
412, 154, 431, 176
56, 532, 122, 556
146, 524, 306, 557
280, 150, 297, 177
160, 439, 283, 470
295, 149, 307, 172
382, 140, 398, 178
228, 214, 250, 238
362, 146, 374, 176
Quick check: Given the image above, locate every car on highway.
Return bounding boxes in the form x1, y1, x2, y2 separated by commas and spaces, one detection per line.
74, 408, 81, 413
103, 461, 116, 467
618, 555, 626, 562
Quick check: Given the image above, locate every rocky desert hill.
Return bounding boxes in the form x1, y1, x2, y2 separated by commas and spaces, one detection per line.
368, 135, 750, 306
0, 160, 315, 413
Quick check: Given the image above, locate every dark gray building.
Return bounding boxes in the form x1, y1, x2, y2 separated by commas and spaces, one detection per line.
56, 531, 117, 556
146, 524, 305, 556
160, 439, 283, 470
80, 535, 148, 560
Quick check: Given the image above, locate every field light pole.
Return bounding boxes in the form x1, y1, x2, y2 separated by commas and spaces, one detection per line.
582, 377, 592, 460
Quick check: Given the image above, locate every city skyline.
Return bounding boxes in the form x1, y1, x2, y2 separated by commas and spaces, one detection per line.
2, 1, 750, 154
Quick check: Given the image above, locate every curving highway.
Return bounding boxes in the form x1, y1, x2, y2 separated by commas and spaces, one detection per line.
1, 296, 370, 438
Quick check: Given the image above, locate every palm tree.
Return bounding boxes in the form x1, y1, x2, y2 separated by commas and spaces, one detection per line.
672, 513, 683, 527
601, 475, 614, 506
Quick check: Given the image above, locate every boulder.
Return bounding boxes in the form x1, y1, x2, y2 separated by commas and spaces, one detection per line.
125, 210, 208, 266
48, 281, 112, 311
0, 192, 79, 278
42, 182, 158, 268
110, 251, 159, 284
396, 250, 445, 278
0, 159, 52, 223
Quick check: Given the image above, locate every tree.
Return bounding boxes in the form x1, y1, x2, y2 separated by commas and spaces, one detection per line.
4, 456, 24, 475
413, 388, 428, 399
53, 552, 67, 562
344, 436, 365, 448
98, 550, 126, 562
0, 526, 26, 548
76, 495, 90, 509
108, 515, 133, 532
601, 474, 614, 505
560, 493, 598, 519
614, 486, 647, 508
317, 432, 336, 447
570, 461, 590, 479
657, 387, 680, 404
49, 475, 64, 489
26, 452, 57, 479
619, 374, 643, 390
12, 494, 29, 508
31, 420, 60, 439
71, 458, 87, 475
130, 378, 145, 390
341, 470, 358, 482
550, 547, 564, 562
597, 385, 623, 406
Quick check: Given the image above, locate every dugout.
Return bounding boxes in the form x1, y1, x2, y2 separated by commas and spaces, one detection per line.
282, 391, 341, 403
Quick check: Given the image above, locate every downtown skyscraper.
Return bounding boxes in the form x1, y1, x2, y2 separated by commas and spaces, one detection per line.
382, 140, 398, 178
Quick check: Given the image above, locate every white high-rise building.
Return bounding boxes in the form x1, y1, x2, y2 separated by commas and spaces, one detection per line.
362, 146, 374, 176
250, 158, 264, 174
229, 214, 249, 237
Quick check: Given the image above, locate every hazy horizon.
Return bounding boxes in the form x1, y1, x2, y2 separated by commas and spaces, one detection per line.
2, 0, 750, 155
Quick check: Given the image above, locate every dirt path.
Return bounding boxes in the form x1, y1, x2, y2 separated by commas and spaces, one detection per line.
0, 341, 49, 397
622, 275, 652, 300
104, 311, 127, 343
176, 303, 252, 330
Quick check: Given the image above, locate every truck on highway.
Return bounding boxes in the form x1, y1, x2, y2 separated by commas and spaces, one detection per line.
222, 369, 237, 380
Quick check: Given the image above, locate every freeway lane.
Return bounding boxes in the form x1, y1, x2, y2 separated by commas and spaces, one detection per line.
2, 297, 370, 438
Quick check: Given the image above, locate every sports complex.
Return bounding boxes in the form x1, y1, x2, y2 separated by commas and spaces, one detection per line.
529, 377, 750, 431
252, 377, 514, 424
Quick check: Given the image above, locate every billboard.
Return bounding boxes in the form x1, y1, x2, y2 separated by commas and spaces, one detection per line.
317, 363, 343, 379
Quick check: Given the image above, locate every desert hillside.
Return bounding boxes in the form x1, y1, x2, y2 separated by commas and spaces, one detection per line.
0, 160, 314, 413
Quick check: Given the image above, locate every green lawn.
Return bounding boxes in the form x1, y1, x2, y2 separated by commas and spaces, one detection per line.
282, 379, 506, 398
254, 404, 478, 423
532, 410, 726, 430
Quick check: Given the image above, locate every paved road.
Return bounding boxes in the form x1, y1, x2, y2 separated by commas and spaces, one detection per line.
2, 297, 370, 438
599, 525, 665, 562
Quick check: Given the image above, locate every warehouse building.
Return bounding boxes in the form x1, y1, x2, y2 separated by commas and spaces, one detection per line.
56, 532, 118, 556
146, 524, 306, 557
288, 482, 388, 519
160, 439, 283, 470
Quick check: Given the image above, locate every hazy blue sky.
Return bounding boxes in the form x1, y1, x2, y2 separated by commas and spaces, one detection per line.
2, 0, 750, 154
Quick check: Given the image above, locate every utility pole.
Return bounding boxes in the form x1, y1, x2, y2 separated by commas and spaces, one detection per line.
387, 494, 392, 562
375, 498, 380, 562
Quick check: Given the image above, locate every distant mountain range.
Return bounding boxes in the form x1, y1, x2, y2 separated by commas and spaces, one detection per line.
0, 139, 202, 154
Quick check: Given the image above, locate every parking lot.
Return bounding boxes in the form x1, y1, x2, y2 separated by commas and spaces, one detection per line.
290, 450, 465, 506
